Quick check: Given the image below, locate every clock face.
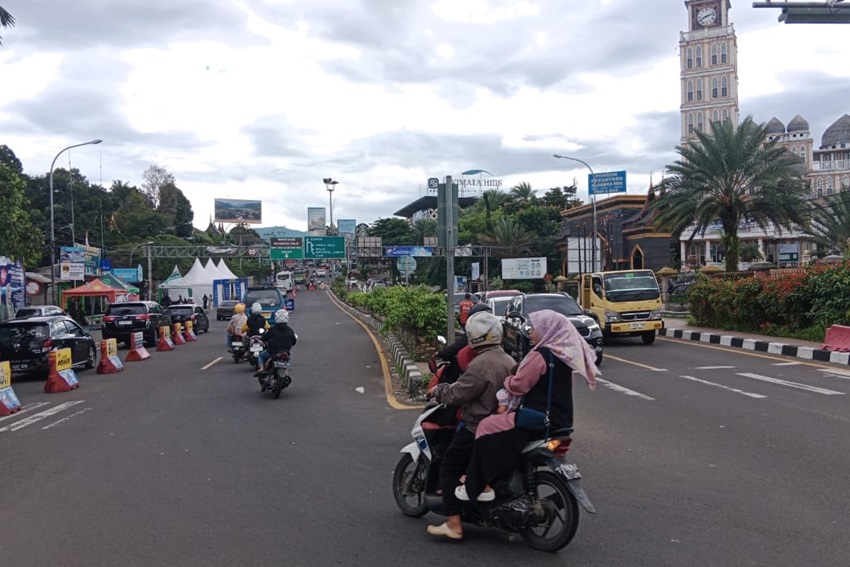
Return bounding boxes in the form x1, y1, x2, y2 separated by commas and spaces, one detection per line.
696, 6, 718, 27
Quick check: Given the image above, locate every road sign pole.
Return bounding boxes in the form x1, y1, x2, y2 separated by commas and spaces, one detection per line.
445, 175, 455, 339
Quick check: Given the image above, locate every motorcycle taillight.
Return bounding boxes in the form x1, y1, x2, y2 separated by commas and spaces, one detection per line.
547, 437, 572, 457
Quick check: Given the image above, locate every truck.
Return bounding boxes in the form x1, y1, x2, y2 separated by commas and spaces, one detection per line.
573, 269, 664, 345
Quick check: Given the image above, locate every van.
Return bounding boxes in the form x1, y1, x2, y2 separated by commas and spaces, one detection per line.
242, 286, 286, 319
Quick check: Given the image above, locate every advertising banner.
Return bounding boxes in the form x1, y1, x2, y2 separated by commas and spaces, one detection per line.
384, 246, 434, 257
214, 198, 263, 224
307, 207, 327, 236
0, 256, 25, 321
337, 219, 356, 236
60, 246, 86, 280
501, 257, 547, 280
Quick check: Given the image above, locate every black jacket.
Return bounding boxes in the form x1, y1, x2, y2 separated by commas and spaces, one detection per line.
245, 313, 267, 336
523, 346, 574, 431
437, 335, 468, 384
263, 322, 297, 354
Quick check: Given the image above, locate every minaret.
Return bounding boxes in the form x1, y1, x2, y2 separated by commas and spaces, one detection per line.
680, 1, 740, 144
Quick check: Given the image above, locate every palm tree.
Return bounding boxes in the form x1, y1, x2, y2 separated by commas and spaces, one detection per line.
801, 190, 850, 257
479, 217, 536, 259
411, 217, 436, 245
652, 116, 809, 272
510, 181, 536, 203
0, 6, 14, 45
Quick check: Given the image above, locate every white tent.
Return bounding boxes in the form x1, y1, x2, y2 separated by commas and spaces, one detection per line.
216, 259, 239, 280
204, 258, 225, 281
160, 258, 213, 301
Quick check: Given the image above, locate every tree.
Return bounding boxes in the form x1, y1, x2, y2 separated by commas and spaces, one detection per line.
541, 185, 581, 211
0, 163, 43, 266
141, 165, 174, 209
411, 218, 436, 245
479, 217, 536, 259
0, 144, 22, 173
802, 190, 850, 257
0, 6, 14, 45
157, 182, 194, 237
509, 181, 536, 203
651, 116, 810, 272
367, 217, 414, 245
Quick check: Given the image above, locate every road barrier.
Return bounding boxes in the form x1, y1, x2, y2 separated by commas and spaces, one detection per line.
172, 322, 186, 346
125, 331, 151, 362
97, 338, 124, 374
157, 325, 175, 351
44, 348, 80, 393
0, 361, 22, 416
183, 320, 197, 342
821, 324, 850, 352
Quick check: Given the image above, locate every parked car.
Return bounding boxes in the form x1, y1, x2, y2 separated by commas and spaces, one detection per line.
480, 289, 522, 302
0, 315, 97, 379
13, 305, 66, 318
502, 293, 604, 365
216, 300, 239, 321
101, 301, 171, 347
165, 304, 210, 333
487, 296, 514, 324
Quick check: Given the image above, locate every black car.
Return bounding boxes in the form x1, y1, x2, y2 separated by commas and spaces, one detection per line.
0, 316, 97, 379
502, 293, 604, 366
165, 304, 210, 333
13, 305, 66, 318
102, 301, 171, 347
216, 300, 239, 321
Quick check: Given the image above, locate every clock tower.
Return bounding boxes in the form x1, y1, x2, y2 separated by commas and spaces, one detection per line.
680, 0, 739, 144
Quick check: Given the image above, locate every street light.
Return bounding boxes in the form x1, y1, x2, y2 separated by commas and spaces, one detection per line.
323, 177, 339, 235
129, 241, 154, 266
553, 154, 597, 271
49, 139, 103, 304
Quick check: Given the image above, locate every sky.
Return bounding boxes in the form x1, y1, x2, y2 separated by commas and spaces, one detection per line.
1, 0, 848, 233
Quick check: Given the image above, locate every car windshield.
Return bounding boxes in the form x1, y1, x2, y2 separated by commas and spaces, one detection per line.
167, 307, 194, 316
524, 295, 584, 317
0, 323, 50, 343
219, 301, 237, 307
107, 304, 146, 316
244, 289, 283, 307
14, 308, 40, 317
603, 272, 661, 301
490, 298, 512, 315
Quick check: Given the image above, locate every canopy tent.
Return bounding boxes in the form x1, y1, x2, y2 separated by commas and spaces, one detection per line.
158, 265, 183, 288
216, 259, 239, 280
99, 273, 140, 295
159, 258, 213, 301
61, 278, 133, 308
204, 259, 225, 281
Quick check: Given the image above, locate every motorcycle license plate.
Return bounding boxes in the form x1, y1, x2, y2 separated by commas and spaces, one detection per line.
274, 361, 290, 369
250, 345, 263, 353
233, 344, 243, 350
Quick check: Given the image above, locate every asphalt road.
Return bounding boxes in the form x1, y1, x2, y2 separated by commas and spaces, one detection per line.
2, 291, 849, 566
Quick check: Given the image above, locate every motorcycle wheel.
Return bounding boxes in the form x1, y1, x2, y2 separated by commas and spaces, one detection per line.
271, 370, 283, 399
520, 471, 580, 552
392, 453, 429, 518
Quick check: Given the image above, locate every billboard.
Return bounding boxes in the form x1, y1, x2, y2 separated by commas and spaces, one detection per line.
501, 257, 547, 280
588, 171, 627, 196
214, 198, 263, 224
307, 207, 326, 236
337, 219, 356, 236
0, 257, 25, 321
60, 246, 86, 280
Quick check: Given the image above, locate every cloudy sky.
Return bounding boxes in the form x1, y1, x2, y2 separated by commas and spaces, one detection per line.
1, 1, 848, 232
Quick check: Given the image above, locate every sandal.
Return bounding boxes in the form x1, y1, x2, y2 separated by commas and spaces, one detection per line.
426, 523, 463, 540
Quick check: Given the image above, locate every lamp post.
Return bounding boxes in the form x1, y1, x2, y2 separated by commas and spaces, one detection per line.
553, 154, 597, 271
322, 177, 338, 235
49, 139, 103, 304
129, 241, 154, 267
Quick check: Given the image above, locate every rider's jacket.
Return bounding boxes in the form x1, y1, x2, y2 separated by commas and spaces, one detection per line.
263, 323, 297, 354
244, 313, 268, 336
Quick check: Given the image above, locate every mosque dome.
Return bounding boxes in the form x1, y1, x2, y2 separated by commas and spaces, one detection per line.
787, 115, 809, 133
765, 117, 785, 135
821, 114, 850, 148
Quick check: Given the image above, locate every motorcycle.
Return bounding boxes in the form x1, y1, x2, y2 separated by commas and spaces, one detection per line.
259, 350, 292, 399
245, 329, 265, 371
392, 403, 595, 552
231, 335, 246, 363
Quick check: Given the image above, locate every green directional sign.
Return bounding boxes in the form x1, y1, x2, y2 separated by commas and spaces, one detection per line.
304, 236, 346, 259
270, 248, 303, 260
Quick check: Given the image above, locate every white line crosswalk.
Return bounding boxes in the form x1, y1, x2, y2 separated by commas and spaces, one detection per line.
0, 401, 88, 433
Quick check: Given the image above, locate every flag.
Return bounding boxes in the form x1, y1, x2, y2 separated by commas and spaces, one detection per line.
85, 231, 90, 247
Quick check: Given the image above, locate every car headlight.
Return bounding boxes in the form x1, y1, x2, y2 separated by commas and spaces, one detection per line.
604, 310, 620, 323
586, 322, 602, 337
651, 308, 662, 319
521, 323, 533, 335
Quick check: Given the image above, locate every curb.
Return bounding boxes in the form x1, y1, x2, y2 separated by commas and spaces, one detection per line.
658, 328, 850, 366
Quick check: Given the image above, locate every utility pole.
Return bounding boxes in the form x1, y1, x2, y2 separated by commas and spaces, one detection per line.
445, 175, 456, 339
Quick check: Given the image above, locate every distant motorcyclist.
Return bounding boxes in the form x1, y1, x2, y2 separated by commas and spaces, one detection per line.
226, 303, 247, 351
242, 302, 270, 337
434, 302, 493, 385
254, 309, 298, 379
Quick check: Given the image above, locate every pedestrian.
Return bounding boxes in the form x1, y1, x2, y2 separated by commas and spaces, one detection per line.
457, 293, 474, 326
202, 294, 209, 310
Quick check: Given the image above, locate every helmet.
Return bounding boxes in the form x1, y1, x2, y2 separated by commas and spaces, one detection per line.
465, 312, 502, 349
251, 302, 262, 315
274, 309, 290, 324
466, 302, 491, 321
234, 303, 246, 314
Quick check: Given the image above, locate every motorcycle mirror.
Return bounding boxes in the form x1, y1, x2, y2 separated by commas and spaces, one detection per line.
437, 335, 447, 345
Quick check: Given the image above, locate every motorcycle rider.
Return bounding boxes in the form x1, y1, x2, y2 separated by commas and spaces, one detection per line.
253, 309, 298, 380
242, 302, 270, 336
226, 302, 247, 351
425, 311, 515, 541
434, 302, 492, 385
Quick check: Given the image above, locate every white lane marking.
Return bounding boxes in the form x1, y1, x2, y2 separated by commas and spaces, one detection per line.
817, 368, 850, 380
595, 378, 655, 401
679, 375, 766, 399
42, 406, 93, 429
737, 373, 845, 396
202, 357, 223, 370
694, 366, 735, 370
774, 362, 803, 366
0, 401, 51, 423
0, 401, 86, 432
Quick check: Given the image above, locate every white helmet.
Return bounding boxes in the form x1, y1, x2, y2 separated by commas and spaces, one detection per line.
465, 312, 502, 349
251, 302, 262, 315
274, 309, 290, 324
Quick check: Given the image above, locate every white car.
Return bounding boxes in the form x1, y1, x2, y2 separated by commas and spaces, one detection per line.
314, 268, 327, 277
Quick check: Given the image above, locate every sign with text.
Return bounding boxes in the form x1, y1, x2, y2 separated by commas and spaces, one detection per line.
501, 257, 547, 280
55, 348, 73, 371
303, 237, 345, 259
588, 171, 627, 196
270, 237, 304, 260
384, 246, 434, 257
0, 360, 11, 389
